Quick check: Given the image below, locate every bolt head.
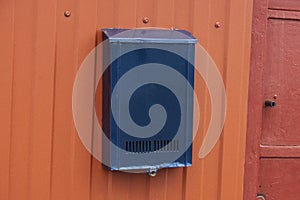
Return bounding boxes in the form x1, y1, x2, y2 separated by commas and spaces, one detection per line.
64, 10, 71, 17
143, 17, 149, 24
215, 21, 221, 28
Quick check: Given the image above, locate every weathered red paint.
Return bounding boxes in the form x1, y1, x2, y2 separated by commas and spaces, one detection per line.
259, 159, 300, 200
268, 0, 300, 11
244, 0, 268, 199
244, 0, 300, 199
262, 15, 300, 146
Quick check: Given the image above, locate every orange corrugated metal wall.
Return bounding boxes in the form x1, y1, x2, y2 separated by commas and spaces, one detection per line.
0, 0, 252, 199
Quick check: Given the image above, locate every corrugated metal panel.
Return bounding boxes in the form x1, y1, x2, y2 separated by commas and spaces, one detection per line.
0, 0, 252, 199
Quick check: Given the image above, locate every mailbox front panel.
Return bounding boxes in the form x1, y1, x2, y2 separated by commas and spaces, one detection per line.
102, 29, 196, 172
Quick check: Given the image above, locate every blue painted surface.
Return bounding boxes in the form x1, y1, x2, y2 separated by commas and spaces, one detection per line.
102, 29, 196, 172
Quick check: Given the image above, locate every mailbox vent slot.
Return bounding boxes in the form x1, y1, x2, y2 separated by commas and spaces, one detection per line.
125, 140, 179, 153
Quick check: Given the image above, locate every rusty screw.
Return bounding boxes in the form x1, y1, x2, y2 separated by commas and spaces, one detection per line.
215, 21, 221, 28
64, 10, 71, 17
142, 17, 149, 24
273, 94, 278, 99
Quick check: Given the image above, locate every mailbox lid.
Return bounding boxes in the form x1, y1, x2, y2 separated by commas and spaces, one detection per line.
102, 28, 197, 44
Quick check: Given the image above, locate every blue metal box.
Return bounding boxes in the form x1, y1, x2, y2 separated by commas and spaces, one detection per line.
101, 28, 197, 174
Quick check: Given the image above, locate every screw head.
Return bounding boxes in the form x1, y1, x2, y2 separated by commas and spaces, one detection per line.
215, 21, 221, 28
256, 195, 266, 200
148, 169, 157, 177
273, 94, 278, 99
64, 10, 71, 17
142, 17, 149, 24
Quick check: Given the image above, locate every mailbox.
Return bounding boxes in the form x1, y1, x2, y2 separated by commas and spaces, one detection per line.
101, 28, 197, 175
